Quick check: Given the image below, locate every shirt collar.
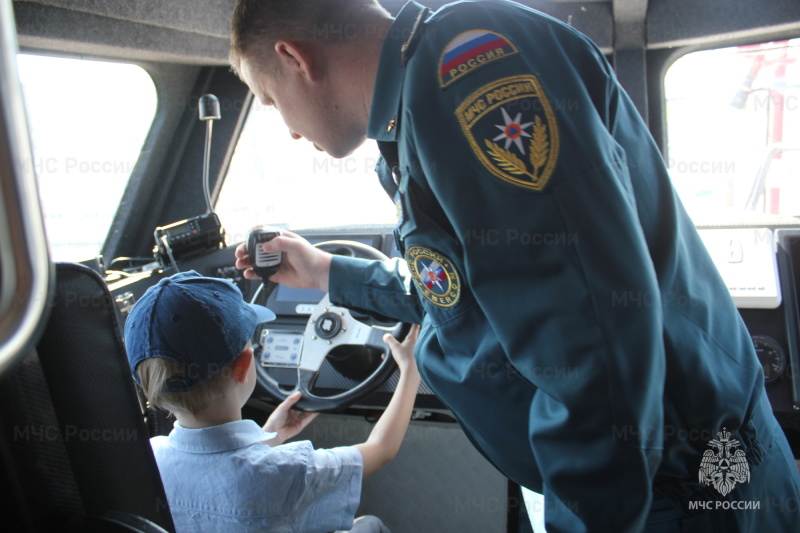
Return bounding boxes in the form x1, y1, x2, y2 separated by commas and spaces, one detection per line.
367, 1, 428, 142
167, 419, 278, 454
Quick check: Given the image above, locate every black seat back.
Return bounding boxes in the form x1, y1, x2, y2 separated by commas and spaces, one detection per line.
0, 263, 175, 532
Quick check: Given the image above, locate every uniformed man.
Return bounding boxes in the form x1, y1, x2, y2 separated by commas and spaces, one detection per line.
230, 1, 800, 531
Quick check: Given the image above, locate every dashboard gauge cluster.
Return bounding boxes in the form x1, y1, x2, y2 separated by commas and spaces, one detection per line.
751, 335, 787, 383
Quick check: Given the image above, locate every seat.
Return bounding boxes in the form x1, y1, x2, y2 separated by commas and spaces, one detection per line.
0, 263, 175, 532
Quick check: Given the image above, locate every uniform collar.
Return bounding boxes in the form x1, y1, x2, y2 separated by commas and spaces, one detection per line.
367, 1, 428, 142
167, 419, 277, 454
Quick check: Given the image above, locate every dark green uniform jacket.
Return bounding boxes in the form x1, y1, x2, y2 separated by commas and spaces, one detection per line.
330, 2, 800, 531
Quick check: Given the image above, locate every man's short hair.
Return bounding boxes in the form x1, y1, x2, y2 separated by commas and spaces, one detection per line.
230, 0, 388, 72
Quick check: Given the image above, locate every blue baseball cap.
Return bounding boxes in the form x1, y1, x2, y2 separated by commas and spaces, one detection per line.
124, 270, 275, 392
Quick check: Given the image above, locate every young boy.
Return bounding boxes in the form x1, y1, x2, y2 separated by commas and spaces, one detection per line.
124, 270, 420, 533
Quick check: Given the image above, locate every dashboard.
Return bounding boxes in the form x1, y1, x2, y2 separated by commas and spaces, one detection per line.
106, 224, 800, 428
107, 225, 446, 413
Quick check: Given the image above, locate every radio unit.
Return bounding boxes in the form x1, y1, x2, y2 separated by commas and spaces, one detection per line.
153, 213, 225, 265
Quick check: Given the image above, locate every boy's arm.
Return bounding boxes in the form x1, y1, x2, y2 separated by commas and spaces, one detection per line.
354, 325, 421, 477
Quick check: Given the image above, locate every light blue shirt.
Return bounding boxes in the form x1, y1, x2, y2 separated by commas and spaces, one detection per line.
151, 419, 363, 533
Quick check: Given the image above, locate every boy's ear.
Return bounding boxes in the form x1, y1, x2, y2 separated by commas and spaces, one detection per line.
274, 40, 317, 81
230, 346, 254, 383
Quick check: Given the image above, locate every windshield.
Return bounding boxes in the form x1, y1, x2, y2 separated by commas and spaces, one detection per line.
215, 101, 396, 244
665, 39, 800, 222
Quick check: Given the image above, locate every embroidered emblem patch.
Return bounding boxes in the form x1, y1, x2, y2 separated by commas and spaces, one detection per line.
455, 75, 560, 191
406, 246, 461, 308
439, 30, 518, 88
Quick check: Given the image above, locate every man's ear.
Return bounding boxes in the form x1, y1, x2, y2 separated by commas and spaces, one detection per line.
274, 40, 317, 81
231, 345, 254, 383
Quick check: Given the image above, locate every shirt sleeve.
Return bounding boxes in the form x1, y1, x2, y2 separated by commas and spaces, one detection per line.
291, 445, 364, 533
329, 254, 425, 324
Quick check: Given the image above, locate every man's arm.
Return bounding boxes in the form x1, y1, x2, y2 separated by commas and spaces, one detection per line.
328, 255, 425, 324
235, 227, 425, 324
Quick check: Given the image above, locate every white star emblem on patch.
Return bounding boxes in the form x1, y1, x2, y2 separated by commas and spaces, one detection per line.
493, 107, 534, 154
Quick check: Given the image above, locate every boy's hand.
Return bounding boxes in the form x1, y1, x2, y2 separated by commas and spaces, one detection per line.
261, 391, 318, 446
383, 324, 420, 376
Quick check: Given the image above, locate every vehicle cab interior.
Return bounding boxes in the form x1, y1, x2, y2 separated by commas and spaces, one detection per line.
1, 1, 800, 532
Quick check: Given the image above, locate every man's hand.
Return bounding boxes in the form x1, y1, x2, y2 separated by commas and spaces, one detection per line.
234, 229, 332, 291
261, 391, 319, 447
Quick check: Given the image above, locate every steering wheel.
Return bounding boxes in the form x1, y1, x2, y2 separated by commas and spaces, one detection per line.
253, 240, 406, 412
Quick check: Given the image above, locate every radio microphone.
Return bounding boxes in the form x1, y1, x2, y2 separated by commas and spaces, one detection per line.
248, 226, 283, 279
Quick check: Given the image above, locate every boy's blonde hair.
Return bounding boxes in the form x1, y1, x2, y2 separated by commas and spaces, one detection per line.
136, 355, 237, 415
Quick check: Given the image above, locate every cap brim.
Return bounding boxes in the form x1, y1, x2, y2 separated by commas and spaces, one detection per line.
248, 303, 276, 323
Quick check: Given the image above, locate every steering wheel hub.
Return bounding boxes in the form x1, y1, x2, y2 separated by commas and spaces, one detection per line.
314, 311, 343, 339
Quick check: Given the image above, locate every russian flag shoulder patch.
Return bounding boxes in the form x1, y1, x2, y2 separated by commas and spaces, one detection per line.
438, 30, 518, 88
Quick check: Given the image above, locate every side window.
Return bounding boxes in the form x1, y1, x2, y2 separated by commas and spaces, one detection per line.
17, 54, 157, 262
665, 39, 800, 220
215, 101, 395, 244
